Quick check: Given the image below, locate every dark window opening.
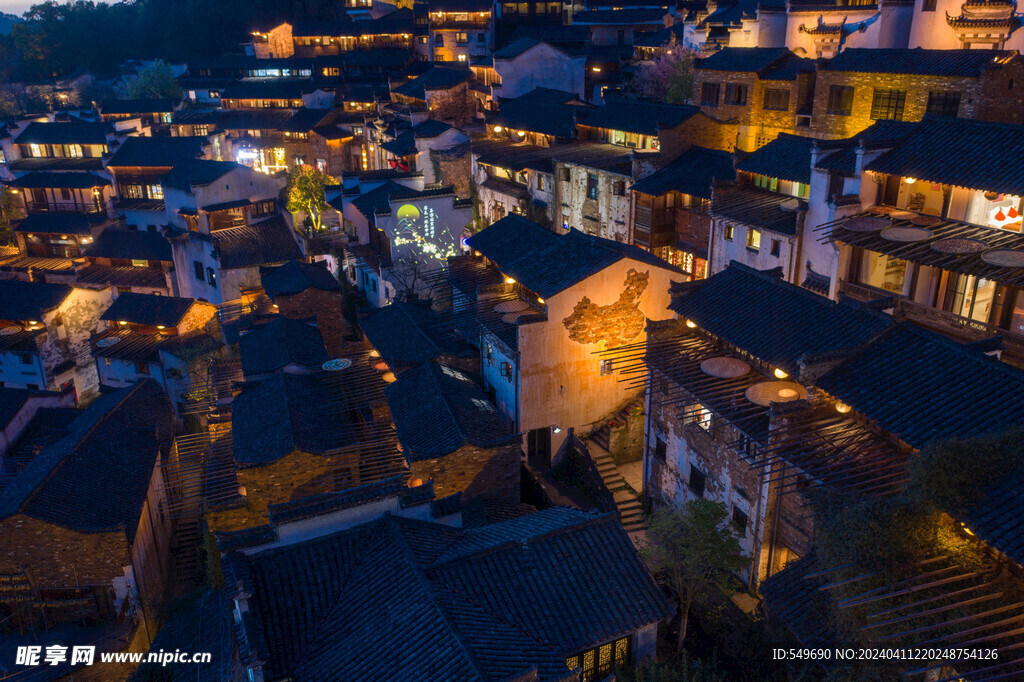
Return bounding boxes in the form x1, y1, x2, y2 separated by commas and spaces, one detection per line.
689, 465, 706, 497
926, 90, 962, 118
700, 82, 720, 107
724, 83, 748, 106
827, 85, 854, 116
870, 88, 907, 121
763, 88, 790, 111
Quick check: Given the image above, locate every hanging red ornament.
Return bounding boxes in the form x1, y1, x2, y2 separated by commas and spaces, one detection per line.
1009, 206, 1019, 219
995, 209, 1006, 221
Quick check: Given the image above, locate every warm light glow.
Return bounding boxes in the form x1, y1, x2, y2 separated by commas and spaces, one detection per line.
28, 320, 38, 325
537, 297, 544, 304
592, 67, 602, 72
368, 349, 380, 358
553, 426, 562, 434
493, 125, 503, 133
272, 304, 279, 309
505, 277, 516, 284
904, 177, 916, 185
773, 368, 789, 379
157, 325, 165, 330
118, 321, 128, 325
382, 371, 396, 383
60, 235, 68, 240
685, 319, 697, 329
835, 402, 851, 414
408, 477, 423, 488
517, 130, 525, 137
961, 522, 975, 536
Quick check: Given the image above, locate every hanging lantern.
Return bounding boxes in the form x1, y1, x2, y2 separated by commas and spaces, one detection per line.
1010, 207, 1019, 219
995, 209, 1006, 222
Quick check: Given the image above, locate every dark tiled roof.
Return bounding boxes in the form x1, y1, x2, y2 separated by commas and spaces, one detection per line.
0, 387, 41, 427
579, 97, 700, 136
161, 159, 242, 191
473, 139, 631, 174
468, 215, 680, 298
0, 381, 173, 541
7, 171, 109, 189
260, 259, 340, 297
428, 0, 490, 10
512, 24, 591, 43
412, 119, 453, 138
106, 136, 207, 168
668, 262, 892, 373
493, 38, 548, 59
239, 316, 329, 375
231, 372, 355, 466
823, 48, 1018, 77
100, 98, 178, 115
136, 590, 235, 682
211, 216, 303, 269
710, 185, 802, 235
13, 212, 99, 235
736, 133, 815, 184
215, 109, 293, 131
491, 87, 584, 138
14, 121, 109, 145
963, 466, 1024, 566
277, 108, 332, 133
100, 291, 195, 327
266, 475, 408, 526
221, 79, 315, 101
813, 121, 916, 176
817, 324, 1024, 450
385, 361, 514, 459
237, 508, 669, 680
863, 117, 1024, 196
358, 300, 470, 368
696, 47, 791, 72
83, 227, 173, 261
0, 280, 73, 321
760, 551, 835, 646
76, 264, 169, 289
392, 67, 472, 100
572, 7, 665, 23
760, 53, 817, 80
631, 146, 735, 199
379, 130, 415, 156
6, 157, 104, 172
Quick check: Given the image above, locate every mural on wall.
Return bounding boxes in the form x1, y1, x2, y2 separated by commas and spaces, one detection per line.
562, 269, 650, 348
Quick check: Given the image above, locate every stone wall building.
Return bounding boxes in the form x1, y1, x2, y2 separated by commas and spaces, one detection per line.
0, 381, 174, 632
260, 260, 346, 354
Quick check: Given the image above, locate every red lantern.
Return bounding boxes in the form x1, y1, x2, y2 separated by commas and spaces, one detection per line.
1010, 207, 1019, 219
996, 209, 1007, 222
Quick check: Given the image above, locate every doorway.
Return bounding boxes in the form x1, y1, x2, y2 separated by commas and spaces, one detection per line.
527, 427, 551, 464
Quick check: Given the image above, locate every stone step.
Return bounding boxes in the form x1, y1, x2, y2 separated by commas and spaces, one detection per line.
617, 502, 642, 516
613, 489, 636, 504
622, 520, 648, 533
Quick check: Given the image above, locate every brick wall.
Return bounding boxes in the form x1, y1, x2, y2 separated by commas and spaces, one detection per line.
274, 287, 347, 355
408, 444, 520, 500
660, 114, 739, 157
810, 71, 985, 139
426, 83, 475, 127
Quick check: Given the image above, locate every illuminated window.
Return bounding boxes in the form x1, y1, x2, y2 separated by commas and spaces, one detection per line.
688, 404, 712, 431
125, 184, 144, 199
587, 173, 598, 200
747, 228, 761, 250
131, 259, 147, 267
29, 143, 42, 157
457, 54, 467, 62
65, 144, 83, 158
724, 225, 734, 241
147, 184, 164, 200
567, 638, 630, 681
600, 358, 613, 375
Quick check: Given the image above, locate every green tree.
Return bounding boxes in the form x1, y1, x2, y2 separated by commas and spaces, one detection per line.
115, 60, 182, 99
286, 165, 333, 233
639, 499, 748, 652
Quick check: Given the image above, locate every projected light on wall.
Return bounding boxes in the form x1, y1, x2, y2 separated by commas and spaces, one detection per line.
393, 203, 460, 262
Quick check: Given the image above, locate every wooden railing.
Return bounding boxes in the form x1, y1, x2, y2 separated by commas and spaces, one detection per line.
838, 280, 1024, 365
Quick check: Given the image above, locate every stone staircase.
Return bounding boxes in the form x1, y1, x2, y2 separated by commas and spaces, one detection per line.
591, 443, 646, 533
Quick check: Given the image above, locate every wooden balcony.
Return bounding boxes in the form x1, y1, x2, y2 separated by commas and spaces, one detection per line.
839, 280, 1024, 368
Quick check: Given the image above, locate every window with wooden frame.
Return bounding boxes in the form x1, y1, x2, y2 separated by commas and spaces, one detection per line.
762, 88, 790, 111
724, 83, 748, 106
700, 82, 720, 106
566, 637, 630, 682
870, 88, 906, 121
926, 90, 961, 118
499, 361, 513, 380
826, 85, 854, 116
733, 505, 749, 534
